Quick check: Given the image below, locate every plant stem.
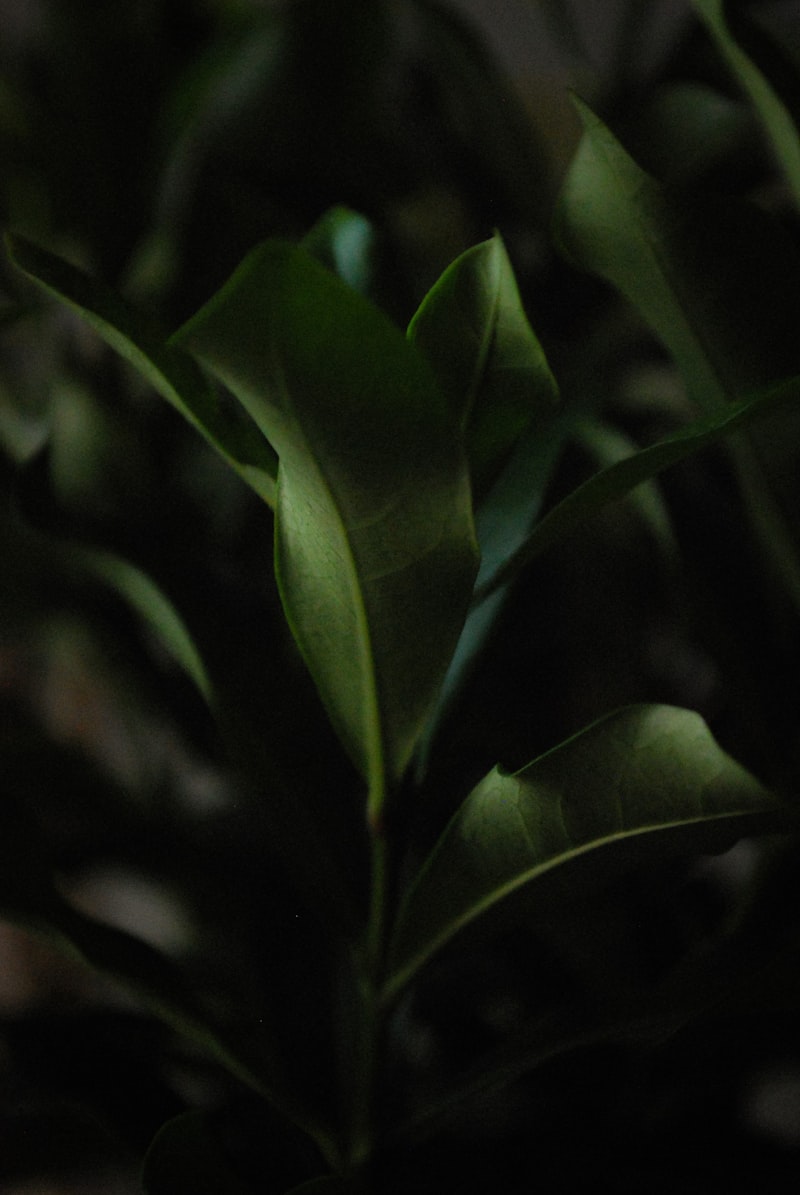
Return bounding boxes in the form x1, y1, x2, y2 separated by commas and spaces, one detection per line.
348, 804, 391, 1177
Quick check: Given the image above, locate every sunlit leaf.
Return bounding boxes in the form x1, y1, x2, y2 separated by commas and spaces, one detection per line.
386, 705, 779, 999
5, 233, 278, 505
173, 240, 479, 818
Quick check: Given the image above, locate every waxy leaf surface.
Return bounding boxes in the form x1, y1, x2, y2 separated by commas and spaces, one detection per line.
387, 705, 777, 998
173, 241, 478, 810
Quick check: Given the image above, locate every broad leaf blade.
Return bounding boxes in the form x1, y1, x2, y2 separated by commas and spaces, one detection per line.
386, 705, 778, 998
554, 99, 800, 408
173, 241, 478, 812
408, 232, 558, 501
5, 233, 278, 505
694, 0, 800, 207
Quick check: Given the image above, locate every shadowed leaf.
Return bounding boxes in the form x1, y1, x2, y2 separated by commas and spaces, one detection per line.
173, 241, 479, 818
386, 705, 779, 998
5, 233, 278, 505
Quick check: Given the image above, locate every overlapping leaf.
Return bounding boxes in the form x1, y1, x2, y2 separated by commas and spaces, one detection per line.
386, 705, 778, 999
476, 374, 800, 600
173, 241, 479, 817
5, 234, 278, 504
408, 232, 558, 501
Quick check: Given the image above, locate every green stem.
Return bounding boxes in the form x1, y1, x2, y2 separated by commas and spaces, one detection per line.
348, 802, 391, 1178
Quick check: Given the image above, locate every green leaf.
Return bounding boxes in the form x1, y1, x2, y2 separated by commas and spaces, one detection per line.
302, 206, 376, 296
693, 0, 800, 207
554, 98, 800, 408
173, 241, 479, 817
385, 705, 779, 999
408, 232, 558, 502
4, 233, 278, 505
475, 376, 800, 601
416, 401, 575, 773
76, 547, 212, 702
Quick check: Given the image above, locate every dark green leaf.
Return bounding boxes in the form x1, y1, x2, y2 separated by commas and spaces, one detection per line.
693, 0, 800, 205
408, 232, 558, 501
5, 233, 278, 505
554, 98, 800, 407
386, 705, 779, 999
173, 241, 479, 818
76, 547, 212, 702
476, 375, 800, 600
416, 401, 575, 773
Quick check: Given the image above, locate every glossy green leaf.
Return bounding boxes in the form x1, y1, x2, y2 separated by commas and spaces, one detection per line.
386, 705, 778, 999
302, 206, 376, 297
408, 232, 558, 501
5, 233, 278, 505
173, 241, 479, 816
694, 0, 800, 206
476, 375, 800, 600
554, 98, 800, 408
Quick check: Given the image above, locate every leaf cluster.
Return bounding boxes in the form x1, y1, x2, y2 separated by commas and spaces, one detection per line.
2, 3, 800, 1193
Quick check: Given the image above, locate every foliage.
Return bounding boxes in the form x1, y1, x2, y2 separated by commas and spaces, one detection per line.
2, 2, 800, 1192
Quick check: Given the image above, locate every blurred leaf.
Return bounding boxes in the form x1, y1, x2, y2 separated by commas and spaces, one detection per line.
408, 232, 559, 501
632, 82, 751, 187
302, 207, 376, 297
386, 705, 779, 999
76, 547, 212, 703
173, 240, 478, 819
408, 0, 551, 223
571, 417, 678, 555
476, 374, 800, 600
694, 0, 800, 206
5, 234, 278, 505
554, 98, 800, 407
142, 1111, 257, 1195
